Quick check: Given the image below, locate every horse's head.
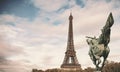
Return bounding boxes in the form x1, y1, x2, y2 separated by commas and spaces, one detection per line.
86, 36, 97, 45
86, 38, 92, 45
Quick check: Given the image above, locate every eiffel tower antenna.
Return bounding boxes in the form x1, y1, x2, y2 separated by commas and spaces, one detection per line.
69, 0, 72, 14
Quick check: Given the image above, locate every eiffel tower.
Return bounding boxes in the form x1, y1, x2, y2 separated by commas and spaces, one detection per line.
61, 13, 81, 69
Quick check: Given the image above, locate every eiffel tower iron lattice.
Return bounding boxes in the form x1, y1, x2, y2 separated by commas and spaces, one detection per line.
61, 13, 81, 69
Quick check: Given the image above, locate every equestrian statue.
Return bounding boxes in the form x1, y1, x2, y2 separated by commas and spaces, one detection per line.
86, 12, 114, 71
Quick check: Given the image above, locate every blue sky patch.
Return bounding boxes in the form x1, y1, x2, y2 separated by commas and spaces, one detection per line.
0, 0, 39, 20
75, 0, 85, 8
56, 5, 69, 13
53, 20, 63, 25
6, 22, 16, 27
105, 0, 112, 3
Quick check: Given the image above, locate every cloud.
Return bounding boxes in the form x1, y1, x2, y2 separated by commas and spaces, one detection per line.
0, 59, 32, 72
31, 0, 69, 12
0, 33, 27, 72
0, 35, 23, 57
0, 15, 30, 72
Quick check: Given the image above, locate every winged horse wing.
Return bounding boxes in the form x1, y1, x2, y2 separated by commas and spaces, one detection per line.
98, 12, 114, 46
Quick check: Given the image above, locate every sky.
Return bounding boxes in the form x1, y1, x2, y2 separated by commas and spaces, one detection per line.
0, 0, 120, 72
